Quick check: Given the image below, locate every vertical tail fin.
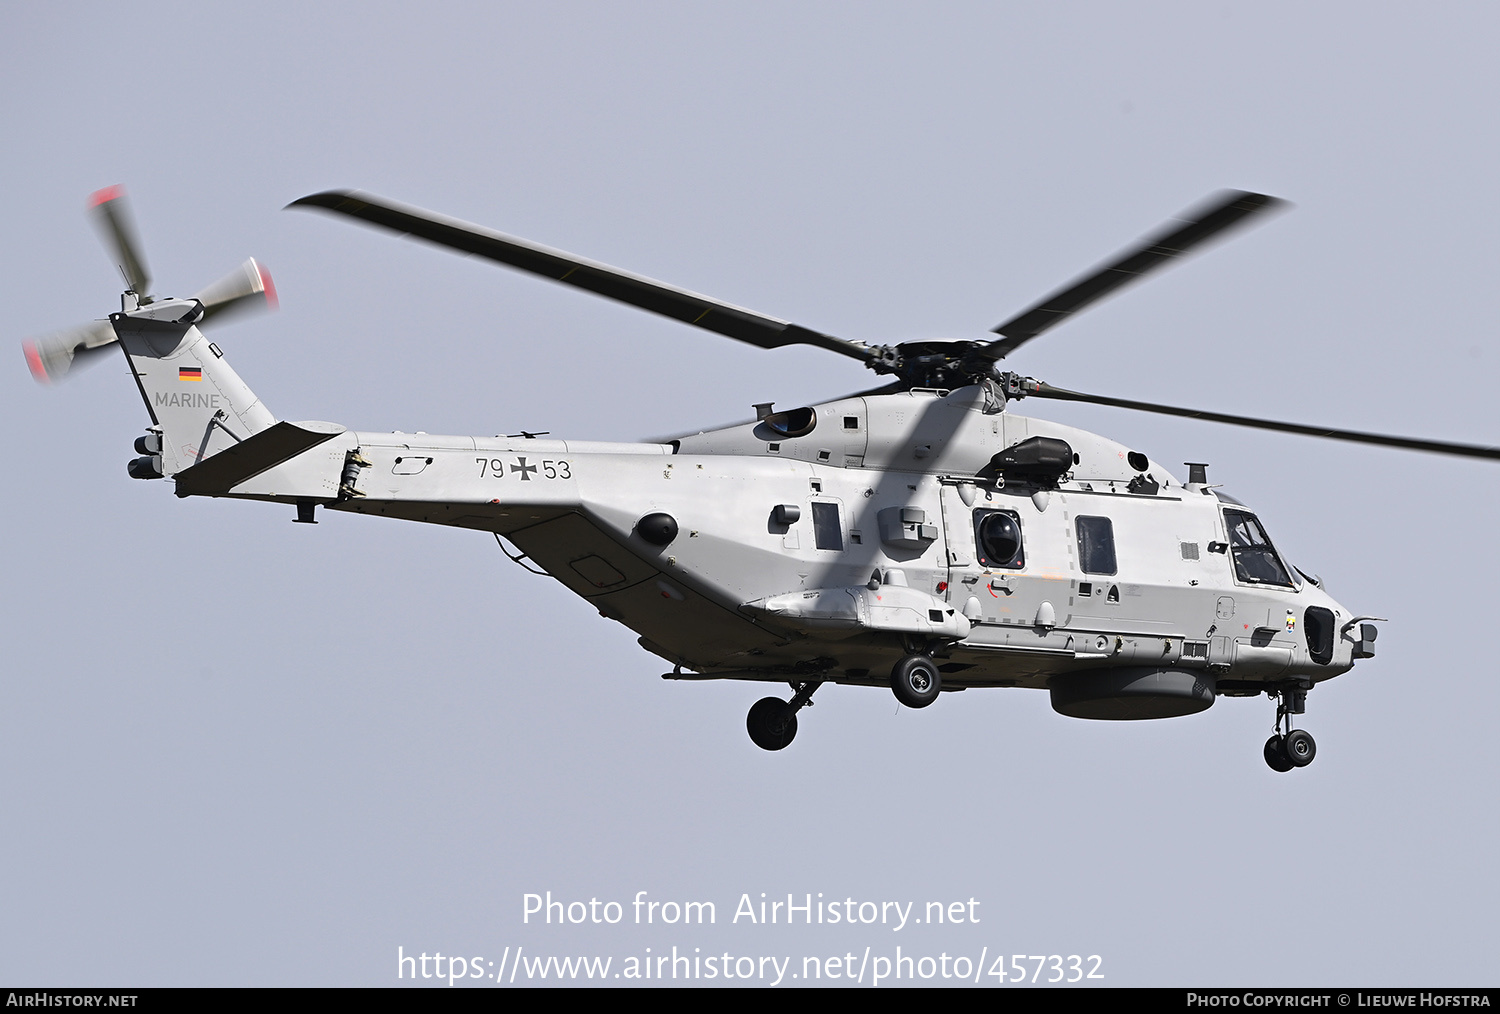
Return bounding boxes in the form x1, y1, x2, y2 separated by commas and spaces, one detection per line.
112, 298, 275, 476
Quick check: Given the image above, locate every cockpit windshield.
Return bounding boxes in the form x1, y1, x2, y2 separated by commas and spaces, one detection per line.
1223, 509, 1295, 588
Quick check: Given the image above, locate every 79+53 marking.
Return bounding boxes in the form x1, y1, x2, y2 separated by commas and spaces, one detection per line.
476, 457, 571, 481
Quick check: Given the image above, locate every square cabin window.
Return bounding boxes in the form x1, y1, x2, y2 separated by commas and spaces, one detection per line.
1076, 515, 1117, 575
811, 501, 843, 551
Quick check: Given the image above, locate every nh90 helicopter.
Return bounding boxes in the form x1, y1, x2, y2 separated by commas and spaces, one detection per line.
27, 188, 1500, 769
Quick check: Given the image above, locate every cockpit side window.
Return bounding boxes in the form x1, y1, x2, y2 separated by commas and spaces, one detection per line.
1222, 509, 1294, 588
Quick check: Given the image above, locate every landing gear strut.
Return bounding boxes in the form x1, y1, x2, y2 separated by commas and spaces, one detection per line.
746, 681, 821, 751
1263, 685, 1316, 772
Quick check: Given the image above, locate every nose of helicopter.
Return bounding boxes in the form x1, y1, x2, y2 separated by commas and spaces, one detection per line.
1301, 582, 1379, 671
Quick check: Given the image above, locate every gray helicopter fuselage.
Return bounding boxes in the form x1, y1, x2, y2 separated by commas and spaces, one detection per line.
217, 381, 1362, 699
37, 186, 1407, 756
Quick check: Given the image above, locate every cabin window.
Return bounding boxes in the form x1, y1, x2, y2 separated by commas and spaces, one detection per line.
1223, 509, 1294, 588
1076, 516, 1117, 575
811, 502, 843, 551
973, 509, 1025, 569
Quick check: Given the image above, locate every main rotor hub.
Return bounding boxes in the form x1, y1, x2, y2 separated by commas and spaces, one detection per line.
866, 339, 1002, 390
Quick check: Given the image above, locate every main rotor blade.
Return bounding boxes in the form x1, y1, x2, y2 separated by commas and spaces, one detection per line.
983, 190, 1286, 361
1029, 382, 1500, 461
290, 189, 874, 363
193, 258, 278, 326
88, 185, 152, 297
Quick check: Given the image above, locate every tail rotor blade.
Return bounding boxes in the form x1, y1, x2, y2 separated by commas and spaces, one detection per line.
22, 320, 118, 384
193, 258, 278, 325
88, 185, 152, 297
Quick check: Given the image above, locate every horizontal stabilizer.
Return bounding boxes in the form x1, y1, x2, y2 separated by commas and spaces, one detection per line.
174, 420, 345, 496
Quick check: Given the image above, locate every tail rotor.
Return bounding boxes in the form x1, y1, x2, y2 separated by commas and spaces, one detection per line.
22, 186, 277, 384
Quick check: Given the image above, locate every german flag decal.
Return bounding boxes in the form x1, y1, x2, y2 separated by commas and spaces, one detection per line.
179, 367, 203, 381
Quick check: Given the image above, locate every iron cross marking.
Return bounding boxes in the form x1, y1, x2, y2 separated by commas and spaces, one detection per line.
511, 457, 538, 480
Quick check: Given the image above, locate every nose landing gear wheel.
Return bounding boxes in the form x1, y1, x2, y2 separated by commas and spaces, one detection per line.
1264, 684, 1317, 771
891, 655, 941, 709
747, 697, 797, 751
1263, 735, 1293, 772
1283, 729, 1316, 767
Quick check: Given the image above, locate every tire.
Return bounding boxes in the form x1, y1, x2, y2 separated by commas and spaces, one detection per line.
891, 655, 942, 709
1263, 735, 1293, 772
1283, 729, 1316, 767
747, 697, 797, 751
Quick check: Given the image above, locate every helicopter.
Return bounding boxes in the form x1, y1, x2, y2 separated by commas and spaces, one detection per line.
25, 187, 1500, 770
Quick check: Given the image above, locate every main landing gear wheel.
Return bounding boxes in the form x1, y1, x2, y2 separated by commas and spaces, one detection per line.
747, 698, 797, 751
1263, 735, 1293, 772
745, 680, 823, 752
891, 655, 941, 709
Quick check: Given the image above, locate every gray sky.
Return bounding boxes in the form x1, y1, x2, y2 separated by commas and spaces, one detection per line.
3, 2, 1497, 987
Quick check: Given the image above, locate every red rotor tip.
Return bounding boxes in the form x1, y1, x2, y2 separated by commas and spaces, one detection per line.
22, 340, 50, 384
256, 262, 279, 310
88, 184, 125, 208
